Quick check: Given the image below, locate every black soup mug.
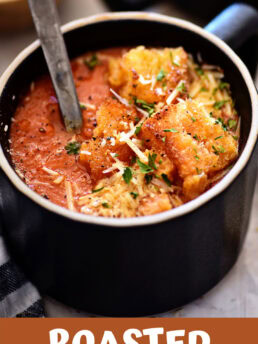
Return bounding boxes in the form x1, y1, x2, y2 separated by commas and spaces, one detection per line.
0, 4, 257, 316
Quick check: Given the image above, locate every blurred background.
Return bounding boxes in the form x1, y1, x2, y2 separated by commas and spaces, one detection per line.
0, 0, 257, 317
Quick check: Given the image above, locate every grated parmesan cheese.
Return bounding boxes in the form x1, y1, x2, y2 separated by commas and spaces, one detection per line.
119, 132, 148, 163
80, 150, 92, 155
65, 180, 74, 211
166, 80, 185, 105
53, 175, 64, 184
80, 102, 96, 110
42, 166, 59, 176
110, 88, 129, 107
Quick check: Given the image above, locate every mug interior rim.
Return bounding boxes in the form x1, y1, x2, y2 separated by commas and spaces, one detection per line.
0, 11, 257, 228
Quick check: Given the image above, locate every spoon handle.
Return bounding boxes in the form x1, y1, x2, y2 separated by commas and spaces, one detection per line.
28, 0, 82, 132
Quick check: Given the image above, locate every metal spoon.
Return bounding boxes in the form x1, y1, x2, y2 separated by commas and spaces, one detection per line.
28, 0, 82, 132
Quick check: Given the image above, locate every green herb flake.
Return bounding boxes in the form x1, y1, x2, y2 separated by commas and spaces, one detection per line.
219, 82, 229, 90
218, 145, 225, 153
196, 167, 202, 175
84, 54, 99, 70
133, 97, 155, 116
212, 87, 218, 96
193, 134, 199, 141
233, 135, 238, 141
130, 156, 136, 166
135, 117, 140, 123
215, 136, 223, 140
157, 69, 166, 81
169, 51, 180, 66
213, 100, 228, 110
164, 128, 178, 133
102, 202, 111, 208
195, 67, 204, 76
80, 103, 86, 110
162, 137, 166, 143
215, 117, 228, 131
212, 145, 225, 155
161, 173, 172, 187
130, 192, 139, 199
200, 87, 208, 92
194, 155, 200, 161
191, 116, 196, 122
65, 141, 81, 155
92, 187, 104, 193
158, 159, 162, 164
177, 82, 186, 93
135, 124, 142, 135
228, 119, 237, 129
148, 153, 158, 170
137, 159, 153, 174
122, 167, 133, 184
145, 174, 153, 184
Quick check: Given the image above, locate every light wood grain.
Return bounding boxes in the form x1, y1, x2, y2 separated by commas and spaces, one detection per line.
0, 0, 60, 31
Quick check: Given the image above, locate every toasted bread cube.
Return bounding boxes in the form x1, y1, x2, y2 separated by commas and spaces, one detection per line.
80, 138, 133, 184
94, 98, 138, 137
108, 46, 189, 104
141, 99, 238, 199
139, 194, 172, 216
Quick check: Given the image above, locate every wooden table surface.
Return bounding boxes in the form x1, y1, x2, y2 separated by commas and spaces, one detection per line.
0, 0, 257, 317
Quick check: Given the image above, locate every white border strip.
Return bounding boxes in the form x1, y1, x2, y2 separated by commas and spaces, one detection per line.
0, 12, 257, 228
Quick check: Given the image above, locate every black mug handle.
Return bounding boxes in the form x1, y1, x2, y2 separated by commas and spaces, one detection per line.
205, 3, 258, 50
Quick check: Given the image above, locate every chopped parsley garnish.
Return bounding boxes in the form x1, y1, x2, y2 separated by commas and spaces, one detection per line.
84, 54, 99, 70
177, 82, 186, 93
80, 103, 86, 110
193, 134, 200, 141
162, 137, 166, 142
161, 173, 172, 187
135, 124, 142, 135
219, 82, 229, 90
157, 69, 166, 81
228, 119, 237, 129
130, 192, 138, 199
194, 155, 200, 160
145, 174, 153, 184
215, 135, 223, 140
191, 116, 196, 122
135, 117, 140, 123
213, 100, 228, 110
148, 153, 158, 170
169, 51, 180, 66
158, 159, 162, 164
102, 202, 111, 208
212, 87, 218, 96
137, 159, 153, 174
130, 156, 137, 166
65, 141, 81, 155
164, 128, 178, 133
200, 87, 208, 92
92, 187, 104, 193
196, 167, 202, 175
123, 167, 133, 184
233, 135, 238, 141
215, 117, 228, 131
133, 97, 155, 116
195, 67, 204, 76
212, 145, 225, 155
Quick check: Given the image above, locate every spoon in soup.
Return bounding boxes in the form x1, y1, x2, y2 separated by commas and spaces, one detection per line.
28, 0, 83, 132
